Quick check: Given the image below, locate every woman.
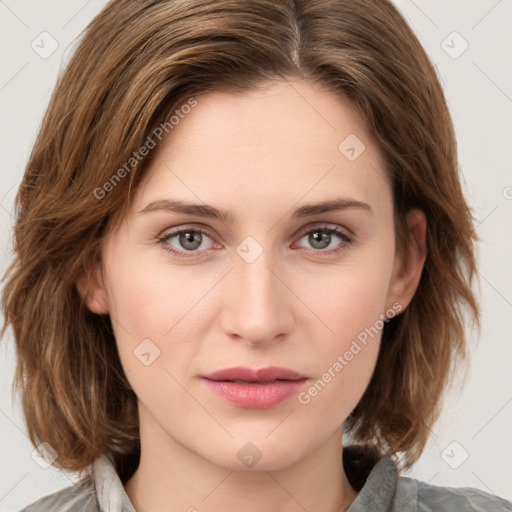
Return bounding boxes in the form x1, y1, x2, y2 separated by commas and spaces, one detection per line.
2, 0, 510, 510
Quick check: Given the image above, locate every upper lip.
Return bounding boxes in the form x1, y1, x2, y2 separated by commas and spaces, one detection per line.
201, 366, 307, 383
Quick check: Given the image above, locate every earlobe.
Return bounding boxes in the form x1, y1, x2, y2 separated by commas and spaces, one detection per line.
76, 260, 110, 314
386, 209, 427, 311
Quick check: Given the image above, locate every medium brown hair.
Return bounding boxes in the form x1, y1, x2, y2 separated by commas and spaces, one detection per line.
1, 0, 478, 479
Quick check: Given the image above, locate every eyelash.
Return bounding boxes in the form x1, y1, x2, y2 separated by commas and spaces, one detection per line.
157, 224, 354, 259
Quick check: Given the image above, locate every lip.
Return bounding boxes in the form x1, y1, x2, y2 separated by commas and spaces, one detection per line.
201, 366, 307, 409
202, 366, 306, 382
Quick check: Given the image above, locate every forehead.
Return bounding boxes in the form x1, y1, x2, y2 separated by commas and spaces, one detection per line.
132, 79, 390, 219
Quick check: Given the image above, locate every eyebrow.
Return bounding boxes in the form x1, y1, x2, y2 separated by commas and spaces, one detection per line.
138, 197, 371, 223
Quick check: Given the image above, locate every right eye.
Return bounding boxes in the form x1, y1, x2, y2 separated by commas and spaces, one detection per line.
157, 226, 219, 258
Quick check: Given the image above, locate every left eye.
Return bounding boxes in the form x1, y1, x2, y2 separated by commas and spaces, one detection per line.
295, 227, 352, 251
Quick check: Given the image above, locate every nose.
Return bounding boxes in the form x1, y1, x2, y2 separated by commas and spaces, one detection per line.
220, 246, 295, 347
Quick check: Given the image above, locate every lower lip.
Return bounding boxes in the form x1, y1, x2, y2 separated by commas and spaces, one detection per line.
202, 378, 308, 409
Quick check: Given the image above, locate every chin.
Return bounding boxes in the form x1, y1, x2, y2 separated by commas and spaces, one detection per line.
204, 432, 307, 472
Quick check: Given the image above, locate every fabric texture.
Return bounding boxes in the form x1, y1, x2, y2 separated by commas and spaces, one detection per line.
20, 446, 512, 511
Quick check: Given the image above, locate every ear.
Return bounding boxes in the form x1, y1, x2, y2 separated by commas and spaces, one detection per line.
385, 208, 427, 312
76, 259, 110, 314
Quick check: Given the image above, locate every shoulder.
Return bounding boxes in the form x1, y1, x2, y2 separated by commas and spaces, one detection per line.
19, 477, 99, 512
395, 476, 512, 512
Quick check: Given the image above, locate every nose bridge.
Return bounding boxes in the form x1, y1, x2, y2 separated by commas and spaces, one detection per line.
221, 239, 292, 343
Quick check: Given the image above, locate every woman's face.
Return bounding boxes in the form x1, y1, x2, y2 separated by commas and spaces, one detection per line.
82, 79, 423, 471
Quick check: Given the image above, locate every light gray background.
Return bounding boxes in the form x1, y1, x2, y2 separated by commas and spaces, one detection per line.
1, 1, 511, 509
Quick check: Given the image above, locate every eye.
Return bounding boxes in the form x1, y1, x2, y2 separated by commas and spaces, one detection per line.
157, 226, 217, 258
294, 225, 353, 255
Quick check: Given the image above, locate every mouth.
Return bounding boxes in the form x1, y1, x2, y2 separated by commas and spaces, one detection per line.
200, 366, 308, 408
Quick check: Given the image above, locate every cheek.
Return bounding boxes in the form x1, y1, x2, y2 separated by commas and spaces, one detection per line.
102, 251, 181, 368
104, 267, 194, 417
296, 285, 386, 436
309, 254, 394, 344
103, 250, 220, 398
104, 228, 207, 335
311, 281, 384, 396
298, 245, 395, 411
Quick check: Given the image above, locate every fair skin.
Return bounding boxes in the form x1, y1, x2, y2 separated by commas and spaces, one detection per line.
78, 79, 426, 512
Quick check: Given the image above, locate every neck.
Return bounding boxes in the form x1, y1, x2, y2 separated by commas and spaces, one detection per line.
125, 408, 359, 512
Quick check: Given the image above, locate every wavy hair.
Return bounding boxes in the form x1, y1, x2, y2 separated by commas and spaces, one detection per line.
1, 0, 478, 480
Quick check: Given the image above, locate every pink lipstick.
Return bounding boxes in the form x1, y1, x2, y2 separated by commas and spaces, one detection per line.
201, 366, 308, 409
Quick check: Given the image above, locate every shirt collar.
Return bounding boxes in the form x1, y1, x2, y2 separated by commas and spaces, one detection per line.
93, 454, 136, 512
345, 456, 398, 511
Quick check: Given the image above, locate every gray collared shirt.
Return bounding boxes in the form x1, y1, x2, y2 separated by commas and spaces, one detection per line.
20, 452, 512, 511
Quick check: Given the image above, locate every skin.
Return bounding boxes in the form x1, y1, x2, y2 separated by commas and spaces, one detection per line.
78, 79, 426, 512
